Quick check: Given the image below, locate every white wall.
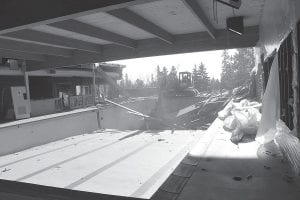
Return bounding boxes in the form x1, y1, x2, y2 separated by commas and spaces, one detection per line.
0, 108, 99, 156
30, 98, 58, 117
0, 98, 157, 156
99, 98, 157, 130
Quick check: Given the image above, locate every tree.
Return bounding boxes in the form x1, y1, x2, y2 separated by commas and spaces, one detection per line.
193, 63, 210, 92
162, 66, 168, 76
221, 50, 235, 89
124, 73, 132, 88
220, 48, 255, 90
134, 79, 145, 88
167, 66, 179, 89
157, 66, 168, 90
210, 78, 221, 92
150, 73, 156, 87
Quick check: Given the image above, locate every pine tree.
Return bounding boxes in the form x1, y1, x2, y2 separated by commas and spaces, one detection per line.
156, 65, 161, 81
221, 50, 235, 89
124, 73, 132, 89
192, 65, 200, 90
220, 48, 255, 90
198, 62, 210, 91
150, 73, 155, 87
162, 66, 168, 76
134, 79, 145, 89
167, 66, 179, 89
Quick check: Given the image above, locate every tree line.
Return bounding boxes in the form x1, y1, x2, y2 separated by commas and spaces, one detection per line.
119, 48, 255, 92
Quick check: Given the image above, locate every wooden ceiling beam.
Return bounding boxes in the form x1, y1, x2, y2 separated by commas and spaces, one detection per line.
182, 0, 216, 39
0, 38, 72, 57
49, 20, 137, 48
3, 29, 102, 53
27, 26, 259, 71
0, 0, 160, 34
108, 8, 174, 44
0, 49, 45, 61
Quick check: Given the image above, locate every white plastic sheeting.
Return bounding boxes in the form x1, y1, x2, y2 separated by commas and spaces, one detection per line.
219, 99, 261, 144
256, 54, 281, 144
255, 52, 300, 175
275, 121, 300, 175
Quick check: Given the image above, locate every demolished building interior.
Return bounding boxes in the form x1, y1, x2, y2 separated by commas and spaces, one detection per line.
0, 0, 300, 199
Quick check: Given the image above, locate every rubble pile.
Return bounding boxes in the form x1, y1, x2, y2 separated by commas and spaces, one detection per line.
175, 96, 230, 130
218, 99, 262, 144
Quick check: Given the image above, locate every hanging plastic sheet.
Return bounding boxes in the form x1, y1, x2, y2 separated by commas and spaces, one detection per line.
255, 52, 300, 175
256, 53, 280, 144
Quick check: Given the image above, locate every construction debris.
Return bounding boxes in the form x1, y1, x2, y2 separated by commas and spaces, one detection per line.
217, 99, 262, 144
175, 95, 230, 129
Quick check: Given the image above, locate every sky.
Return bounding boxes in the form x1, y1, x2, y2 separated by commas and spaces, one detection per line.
109, 50, 234, 82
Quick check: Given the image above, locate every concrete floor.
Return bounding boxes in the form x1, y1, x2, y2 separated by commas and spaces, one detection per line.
0, 129, 203, 199
151, 119, 300, 200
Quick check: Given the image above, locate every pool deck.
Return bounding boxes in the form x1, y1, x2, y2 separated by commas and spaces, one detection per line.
1, 119, 300, 200
0, 129, 202, 199
151, 119, 300, 200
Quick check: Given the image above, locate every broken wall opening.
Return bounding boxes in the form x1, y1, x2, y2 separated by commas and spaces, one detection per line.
261, 33, 295, 131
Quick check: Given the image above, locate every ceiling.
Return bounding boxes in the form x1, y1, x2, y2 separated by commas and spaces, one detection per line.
0, 0, 264, 71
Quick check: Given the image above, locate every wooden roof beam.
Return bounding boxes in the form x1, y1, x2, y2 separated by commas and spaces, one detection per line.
107, 8, 174, 44
3, 29, 103, 53
0, 38, 72, 57
27, 26, 259, 71
0, 0, 160, 34
182, 0, 216, 39
0, 49, 45, 61
48, 20, 137, 48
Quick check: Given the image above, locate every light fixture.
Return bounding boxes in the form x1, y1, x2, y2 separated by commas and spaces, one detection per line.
227, 16, 244, 35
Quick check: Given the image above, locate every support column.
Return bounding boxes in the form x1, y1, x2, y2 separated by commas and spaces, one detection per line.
22, 61, 31, 116
92, 63, 97, 105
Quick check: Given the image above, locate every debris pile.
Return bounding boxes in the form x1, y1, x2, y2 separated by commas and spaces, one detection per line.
175, 96, 230, 129
218, 99, 262, 144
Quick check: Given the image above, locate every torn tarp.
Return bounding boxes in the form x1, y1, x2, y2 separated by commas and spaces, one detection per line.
256, 53, 280, 144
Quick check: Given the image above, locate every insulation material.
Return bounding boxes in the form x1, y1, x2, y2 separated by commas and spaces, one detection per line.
255, 52, 300, 174
275, 121, 300, 175
256, 54, 281, 144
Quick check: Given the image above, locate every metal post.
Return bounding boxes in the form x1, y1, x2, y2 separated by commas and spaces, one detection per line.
92, 64, 97, 105
22, 61, 31, 116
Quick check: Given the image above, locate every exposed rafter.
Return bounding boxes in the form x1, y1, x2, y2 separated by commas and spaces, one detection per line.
182, 0, 216, 39
27, 51, 102, 71
3, 29, 103, 53
108, 8, 174, 44
48, 20, 137, 48
0, 38, 72, 57
0, 49, 45, 61
27, 26, 259, 71
0, 0, 160, 34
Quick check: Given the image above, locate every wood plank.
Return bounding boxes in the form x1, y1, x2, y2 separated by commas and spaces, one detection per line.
182, 0, 216, 39
0, 38, 72, 57
107, 8, 174, 44
49, 20, 137, 48
0, 49, 45, 61
0, 0, 160, 34
3, 29, 103, 53
27, 26, 259, 70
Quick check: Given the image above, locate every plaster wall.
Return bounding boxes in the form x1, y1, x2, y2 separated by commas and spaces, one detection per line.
99, 98, 157, 130
30, 98, 58, 117
0, 108, 99, 156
